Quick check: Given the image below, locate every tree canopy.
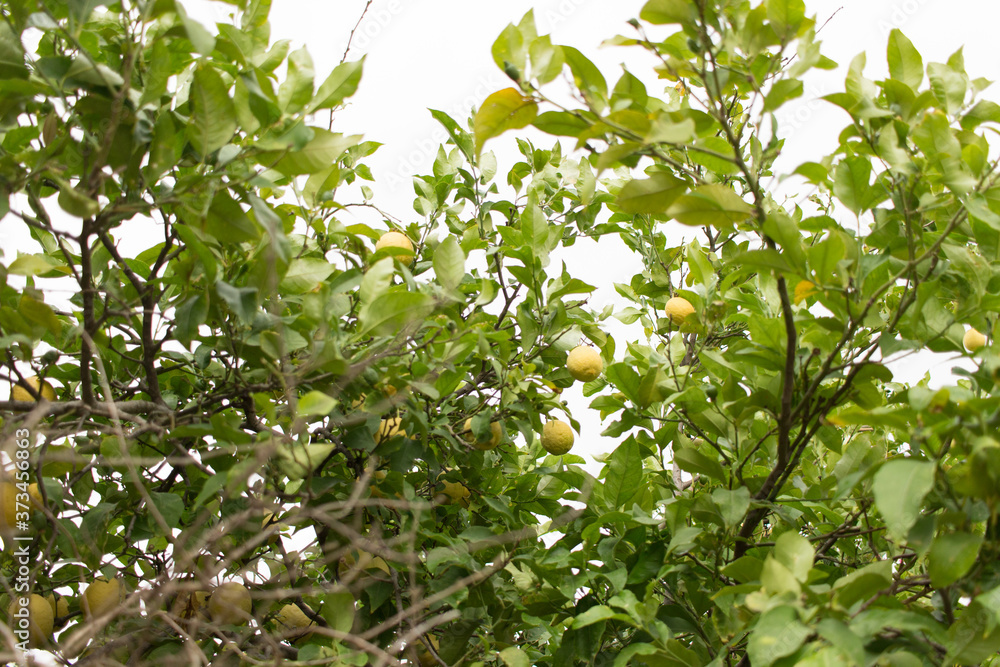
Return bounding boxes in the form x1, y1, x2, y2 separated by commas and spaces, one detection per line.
3, 0, 1000, 666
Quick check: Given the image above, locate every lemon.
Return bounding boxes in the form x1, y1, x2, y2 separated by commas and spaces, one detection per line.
664, 297, 695, 326
414, 635, 441, 667
11, 376, 56, 402
7, 593, 53, 646
375, 417, 406, 444
436, 480, 471, 507
209, 582, 252, 625
45, 593, 70, 621
793, 280, 818, 304
170, 589, 210, 620
462, 418, 502, 450
541, 420, 574, 455
276, 602, 315, 640
375, 231, 414, 265
82, 577, 123, 619
566, 345, 603, 382
964, 327, 987, 352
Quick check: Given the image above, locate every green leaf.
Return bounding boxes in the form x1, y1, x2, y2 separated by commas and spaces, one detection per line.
639, 0, 696, 25
532, 111, 591, 137
774, 531, 814, 583
433, 236, 465, 292
19, 293, 61, 336
187, 65, 237, 156
148, 492, 184, 528
358, 291, 435, 337
260, 128, 362, 175
604, 438, 642, 509
667, 184, 753, 228
673, 445, 726, 482
763, 79, 803, 111
887, 29, 923, 90
311, 57, 365, 111
572, 605, 616, 629
277, 46, 314, 115
872, 458, 935, 542
430, 109, 474, 162
56, 180, 99, 218
562, 46, 607, 113
767, 0, 806, 41
615, 173, 687, 214
474, 88, 538, 157
8, 254, 62, 277
280, 258, 335, 293
748, 605, 810, 666
833, 156, 881, 215
176, 3, 216, 55
215, 280, 258, 323
928, 532, 982, 588
491, 22, 525, 74
499, 647, 531, 667
298, 391, 337, 417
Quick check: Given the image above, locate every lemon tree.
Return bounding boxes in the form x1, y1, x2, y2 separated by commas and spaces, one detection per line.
2, 0, 1000, 665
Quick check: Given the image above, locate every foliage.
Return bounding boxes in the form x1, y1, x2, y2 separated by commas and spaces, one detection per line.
2, 0, 1000, 666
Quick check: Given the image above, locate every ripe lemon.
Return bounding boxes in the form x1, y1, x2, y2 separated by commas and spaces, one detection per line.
664, 297, 695, 326
964, 327, 987, 352
11, 376, 56, 402
0, 482, 39, 534
435, 480, 471, 507
7, 593, 53, 646
793, 280, 818, 304
209, 582, 252, 625
375, 417, 406, 444
566, 345, 603, 382
82, 578, 123, 619
276, 602, 315, 640
414, 635, 440, 667
541, 420, 574, 455
170, 589, 210, 620
375, 231, 415, 265
462, 418, 502, 450
45, 593, 70, 621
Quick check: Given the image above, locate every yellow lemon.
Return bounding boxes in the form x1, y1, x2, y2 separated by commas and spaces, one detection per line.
375, 417, 406, 444
541, 420, 574, 455
436, 480, 471, 507
415, 635, 440, 667
462, 418, 502, 450
208, 582, 252, 625
7, 593, 53, 647
964, 327, 987, 352
11, 376, 56, 402
566, 345, 603, 382
276, 602, 315, 640
82, 577, 123, 619
664, 297, 695, 326
171, 589, 210, 620
375, 231, 414, 265
45, 593, 70, 621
